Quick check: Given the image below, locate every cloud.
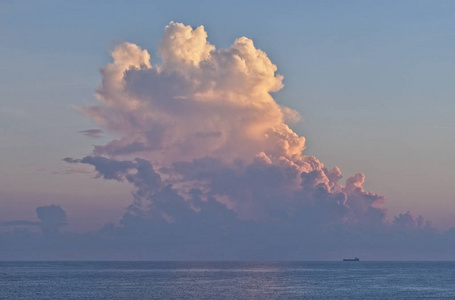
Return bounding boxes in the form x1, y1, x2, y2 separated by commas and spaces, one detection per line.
74, 22, 423, 239
75, 21, 372, 224
36, 205, 67, 236
393, 211, 431, 229
0, 202, 453, 260
79, 129, 103, 138
64, 156, 135, 180
1, 205, 67, 237
2, 22, 447, 260
82, 21, 302, 165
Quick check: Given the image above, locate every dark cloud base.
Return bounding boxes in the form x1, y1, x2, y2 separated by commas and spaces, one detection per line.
2, 157, 454, 261
2, 218, 454, 261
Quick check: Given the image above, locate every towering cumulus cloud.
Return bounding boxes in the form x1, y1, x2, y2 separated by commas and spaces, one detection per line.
60, 22, 443, 259
77, 21, 384, 226
84, 22, 302, 163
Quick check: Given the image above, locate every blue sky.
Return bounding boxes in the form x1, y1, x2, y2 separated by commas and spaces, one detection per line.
1, 0, 455, 237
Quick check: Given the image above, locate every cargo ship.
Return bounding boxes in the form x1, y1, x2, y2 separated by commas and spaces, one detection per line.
343, 257, 360, 261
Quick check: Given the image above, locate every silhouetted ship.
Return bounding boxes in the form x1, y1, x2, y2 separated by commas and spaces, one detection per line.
343, 257, 359, 261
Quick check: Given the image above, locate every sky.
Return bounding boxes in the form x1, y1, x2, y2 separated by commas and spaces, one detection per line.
1, 1, 455, 260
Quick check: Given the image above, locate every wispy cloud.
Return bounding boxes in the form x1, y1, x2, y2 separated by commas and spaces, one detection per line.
79, 129, 103, 138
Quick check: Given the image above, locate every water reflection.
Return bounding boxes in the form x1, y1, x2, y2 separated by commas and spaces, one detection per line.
1, 261, 454, 299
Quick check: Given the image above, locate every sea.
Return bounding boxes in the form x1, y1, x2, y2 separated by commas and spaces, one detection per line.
1, 261, 454, 299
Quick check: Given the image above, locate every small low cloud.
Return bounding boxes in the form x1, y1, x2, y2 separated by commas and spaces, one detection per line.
1, 205, 67, 237
64, 156, 136, 180
53, 165, 94, 175
393, 211, 431, 229
79, 129, 103, 138
36, 205, 67, 236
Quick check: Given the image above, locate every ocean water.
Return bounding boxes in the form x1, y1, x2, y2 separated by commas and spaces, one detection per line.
1, 261, 454, 299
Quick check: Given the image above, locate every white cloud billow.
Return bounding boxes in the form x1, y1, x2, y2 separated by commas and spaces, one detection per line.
77, 22, 387, 227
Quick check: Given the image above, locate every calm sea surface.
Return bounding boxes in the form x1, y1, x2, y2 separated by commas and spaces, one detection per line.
1, 261, 454, 299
